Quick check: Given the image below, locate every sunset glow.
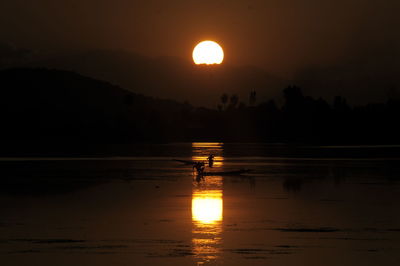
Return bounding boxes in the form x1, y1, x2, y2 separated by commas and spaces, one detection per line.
193, 41, 224, 65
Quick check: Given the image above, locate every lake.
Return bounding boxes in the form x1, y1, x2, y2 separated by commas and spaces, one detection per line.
0, 143, 399, 265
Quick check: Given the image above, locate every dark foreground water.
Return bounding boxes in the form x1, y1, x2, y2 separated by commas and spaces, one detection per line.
0, 143, 400, 266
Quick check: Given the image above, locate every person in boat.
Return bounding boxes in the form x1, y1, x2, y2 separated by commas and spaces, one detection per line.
195, 173, 204, 182
193, 161, 205, 176
207, 154, 215, 167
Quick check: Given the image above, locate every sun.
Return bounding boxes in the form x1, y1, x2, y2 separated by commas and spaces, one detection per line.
193, 41, 224, 65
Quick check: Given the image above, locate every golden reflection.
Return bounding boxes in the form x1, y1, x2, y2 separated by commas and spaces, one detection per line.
192, 182, 223, 264
191, 143, 224, 264
192, 156, 224, 167
192, 186, 223, 263
192, 142, 224, 167
192, 142, 224, 148
192, 190, 223, 224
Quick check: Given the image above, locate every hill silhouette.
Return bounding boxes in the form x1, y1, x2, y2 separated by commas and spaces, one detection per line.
0, 68, 197, 155
2, 45, 399, 107
1, 49, 286, 107
1, 68, 400, 156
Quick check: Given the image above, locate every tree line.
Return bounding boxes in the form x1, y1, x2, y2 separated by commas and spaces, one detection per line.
1, 68, 399, 156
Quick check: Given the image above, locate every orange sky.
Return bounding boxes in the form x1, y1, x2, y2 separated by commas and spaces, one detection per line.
1, 0, 399, 103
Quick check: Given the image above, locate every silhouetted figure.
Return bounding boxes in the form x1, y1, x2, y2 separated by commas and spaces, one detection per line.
208, 154, 215, 167
193, 162, 205, 176
195, 173, 204, 183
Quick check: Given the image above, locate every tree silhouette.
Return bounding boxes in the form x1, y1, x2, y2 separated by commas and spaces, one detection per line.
283, 85, 304, 111
249, 90, 257, 106
333, 96, 350, 113
229, 94, 239, 109
220, 93, 228, 110
2, 68, 400, 148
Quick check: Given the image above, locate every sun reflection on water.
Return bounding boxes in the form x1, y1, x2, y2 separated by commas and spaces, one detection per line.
192, 142, 224, 167
192, 190, 223, 224
191, 143, 224, 264
192, 184, 223, 264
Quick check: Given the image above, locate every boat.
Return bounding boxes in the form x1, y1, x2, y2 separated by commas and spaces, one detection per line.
173, 159, 198, 165
202, 169, 252, 176
173, 159, 252, 176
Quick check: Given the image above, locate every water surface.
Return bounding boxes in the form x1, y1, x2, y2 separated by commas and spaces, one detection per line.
0, 143, 399, 265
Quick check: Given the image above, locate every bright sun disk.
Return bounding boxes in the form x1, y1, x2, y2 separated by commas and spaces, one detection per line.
193, 41, 224, 65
